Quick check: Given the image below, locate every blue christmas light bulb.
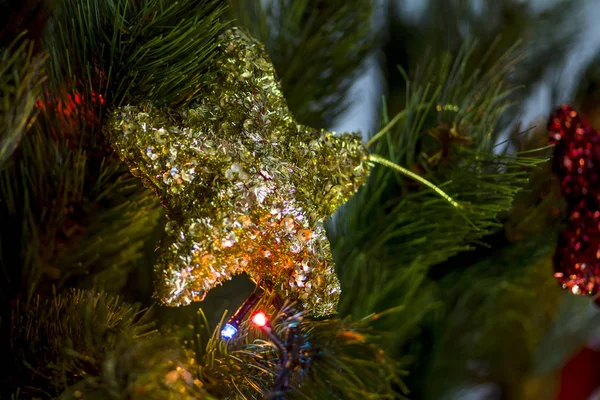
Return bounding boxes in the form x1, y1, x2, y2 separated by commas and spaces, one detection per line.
221, 323, 238, 339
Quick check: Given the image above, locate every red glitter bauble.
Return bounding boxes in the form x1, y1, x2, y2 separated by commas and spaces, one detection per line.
548, 105, 591, 145
553, 202, 600, 295
548, 105, 600, 202
549, 105, 600, 296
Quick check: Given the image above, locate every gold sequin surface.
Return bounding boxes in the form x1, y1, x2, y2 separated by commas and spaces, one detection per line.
104, 28, 369, 316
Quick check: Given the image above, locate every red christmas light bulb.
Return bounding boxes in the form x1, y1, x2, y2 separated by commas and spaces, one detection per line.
252, 311, 268, 328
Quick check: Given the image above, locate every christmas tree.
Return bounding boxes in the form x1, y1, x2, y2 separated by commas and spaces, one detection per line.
3, 0, 600, 399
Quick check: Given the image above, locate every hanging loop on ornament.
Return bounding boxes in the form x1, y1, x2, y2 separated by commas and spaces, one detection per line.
368, 154, 462, 209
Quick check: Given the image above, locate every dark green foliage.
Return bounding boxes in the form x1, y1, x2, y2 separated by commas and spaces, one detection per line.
0, 34, 46, 168
423, 233, 561, 399
415, 161, 570, 399
7, 290, 225, 399
0, 118, 164, 304
331, 43, 542, 326
227, 0, 375, 128
44, 0, 228, 108
534, 293, 600, 375
382, 0, 585, 121
8, 290, 158, 398
285, 317, 404, 399
1, 0, 227, 395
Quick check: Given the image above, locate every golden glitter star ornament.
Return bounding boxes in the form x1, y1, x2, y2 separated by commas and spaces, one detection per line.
105, 28, 370, 316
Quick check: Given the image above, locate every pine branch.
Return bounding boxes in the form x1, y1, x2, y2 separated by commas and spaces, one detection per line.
7, 289, 158, 398
6, 285, 402, 399
0, 126, 164, 304
0, 33, 46, 169
44, 0, 228, 108
330, 44, 544, 348
380, 139, 561, 399
6, 289, 230, 399
188, 293, 404, 399
227, 0, 375, 128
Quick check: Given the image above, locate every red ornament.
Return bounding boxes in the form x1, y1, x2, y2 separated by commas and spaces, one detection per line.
548, 105, 600, 201
549, 105, 600, 296
556, 346, 600, 400
553, 201, 600, 295
548, 105, 591, 144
